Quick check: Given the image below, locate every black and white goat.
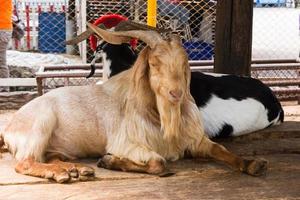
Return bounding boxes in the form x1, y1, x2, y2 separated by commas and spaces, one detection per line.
87, 42, 137, 79
90, 41, 284, 138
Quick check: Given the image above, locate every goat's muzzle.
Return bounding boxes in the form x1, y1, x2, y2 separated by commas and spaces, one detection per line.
169, 89, 183, 103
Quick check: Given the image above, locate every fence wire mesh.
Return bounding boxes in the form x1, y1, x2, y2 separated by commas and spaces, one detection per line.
9, 0, 217, 62
85, 0, 216, 61
44, 77, 100, 90
10, 0, 300, 62
252, 1, 300, 60
10, 0, 71, 52
10, 0, 300, 61
7, 0, 300, 101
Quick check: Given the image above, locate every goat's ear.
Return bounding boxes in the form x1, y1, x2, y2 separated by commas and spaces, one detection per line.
130, 47, 150, 94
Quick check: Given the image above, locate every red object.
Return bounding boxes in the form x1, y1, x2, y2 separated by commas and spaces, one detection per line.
89, 14, 137, 51
25, 4, 30, 50
62, 5, 66, 12
167, 0, 181, 4
50, 5, 54, 12
38, 5, 42, 13
13, 5, 19, 49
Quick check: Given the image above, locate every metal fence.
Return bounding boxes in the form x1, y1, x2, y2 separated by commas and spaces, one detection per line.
10, 0, 67, 51
9, 0, 217, 62
10, 0, 300, 61
8, 0, 300, 96
34, 61, 300, 102
86, 0, 216, 61
252, 0, 300, 60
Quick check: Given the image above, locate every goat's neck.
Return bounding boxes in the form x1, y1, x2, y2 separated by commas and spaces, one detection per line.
126, 71, 188, 149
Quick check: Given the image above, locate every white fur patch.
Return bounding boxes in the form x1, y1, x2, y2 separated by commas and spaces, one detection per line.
200, 94, 271, 137
101, 52, 112, 78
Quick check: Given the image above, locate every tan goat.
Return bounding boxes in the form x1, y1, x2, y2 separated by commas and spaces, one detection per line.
0, 23, 267, 183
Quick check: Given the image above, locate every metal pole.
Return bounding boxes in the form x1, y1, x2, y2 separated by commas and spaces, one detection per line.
147, 0, 157, 27
80, 0, 87, 63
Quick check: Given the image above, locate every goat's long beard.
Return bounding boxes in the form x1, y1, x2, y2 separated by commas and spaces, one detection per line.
156, 96, 183, 149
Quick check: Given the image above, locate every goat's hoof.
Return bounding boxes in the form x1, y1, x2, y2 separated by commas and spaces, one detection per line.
97, 154, 115, 169
54, 171, 70, 183
79, 166, 95, 176
243, 158, 268, 177
44, 171, 55, 179
158, 170, 175, 177
68, 167, 79, 178
146, 159, 166, 175
78, 175, 95, 182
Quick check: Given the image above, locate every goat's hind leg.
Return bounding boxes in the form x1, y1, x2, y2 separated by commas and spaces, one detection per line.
97, 154, 172, 176
190, 137, 268, 176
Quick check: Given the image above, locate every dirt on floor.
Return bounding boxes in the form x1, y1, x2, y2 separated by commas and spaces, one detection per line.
0, 105, 299, 200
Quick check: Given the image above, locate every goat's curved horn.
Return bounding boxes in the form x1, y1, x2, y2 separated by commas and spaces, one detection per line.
115, 20, 169, 33
87, 22, 163, 49
65, 24, 107, 45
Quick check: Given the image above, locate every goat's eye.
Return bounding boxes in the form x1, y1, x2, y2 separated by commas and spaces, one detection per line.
150, 63, 159, 69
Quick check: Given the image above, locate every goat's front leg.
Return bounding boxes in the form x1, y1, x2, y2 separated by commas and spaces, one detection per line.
189, 137, 268, 176
97, 154, 171, 176
15, 157, 95, 183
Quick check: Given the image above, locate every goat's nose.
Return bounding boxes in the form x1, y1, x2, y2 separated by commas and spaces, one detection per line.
169, 89, 183, 100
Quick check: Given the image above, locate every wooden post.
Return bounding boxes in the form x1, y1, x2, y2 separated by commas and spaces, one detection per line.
214, 0, 253, 76
36, 77, 43, 96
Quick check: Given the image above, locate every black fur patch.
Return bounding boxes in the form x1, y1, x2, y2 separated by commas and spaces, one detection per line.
103, 43, 137, 77
215, 124, 233, 138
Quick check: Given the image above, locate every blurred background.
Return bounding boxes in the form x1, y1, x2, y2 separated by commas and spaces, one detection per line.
2, 0, 300, 108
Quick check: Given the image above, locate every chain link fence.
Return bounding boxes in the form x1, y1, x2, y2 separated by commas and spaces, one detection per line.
9, 0, 300, 61
9, 0, 217, 62
252, 1, 300, 61
10, 0, 299, 62
85, 0, 216, 61
7, 0, 300, 101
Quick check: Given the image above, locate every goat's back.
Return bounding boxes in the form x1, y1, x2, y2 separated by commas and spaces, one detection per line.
2, 82, 126, 161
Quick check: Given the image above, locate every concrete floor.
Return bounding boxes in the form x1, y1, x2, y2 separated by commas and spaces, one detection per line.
0, 109, 299, 200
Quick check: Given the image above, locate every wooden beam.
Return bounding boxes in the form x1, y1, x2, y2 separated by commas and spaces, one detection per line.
214, 0, 253, 76
0, 78, 37, 87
